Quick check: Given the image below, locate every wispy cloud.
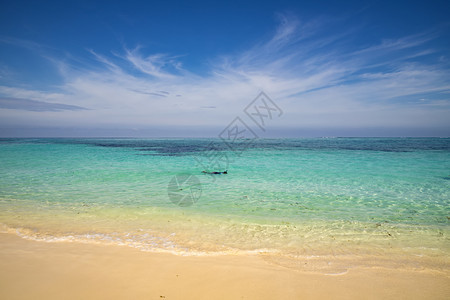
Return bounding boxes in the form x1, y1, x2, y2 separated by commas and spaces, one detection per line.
353, 31, 437, 55
0, 36, 46, 52
0, 97, 87, 112
0, 13, 449, 135
124, 47, 182, 79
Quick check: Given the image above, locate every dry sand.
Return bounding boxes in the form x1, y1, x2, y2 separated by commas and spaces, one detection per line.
0, 233, 448, 300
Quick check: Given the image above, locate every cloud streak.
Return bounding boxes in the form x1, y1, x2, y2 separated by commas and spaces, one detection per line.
0, 97, 88, 112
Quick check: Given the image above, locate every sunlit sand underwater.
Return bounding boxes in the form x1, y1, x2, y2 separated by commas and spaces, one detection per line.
0, 138, 449, 274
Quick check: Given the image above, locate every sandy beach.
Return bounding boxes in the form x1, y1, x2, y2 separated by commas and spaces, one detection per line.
0, 233, 448, 300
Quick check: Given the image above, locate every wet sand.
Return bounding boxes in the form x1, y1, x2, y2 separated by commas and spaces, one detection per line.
0, 233, 448, 300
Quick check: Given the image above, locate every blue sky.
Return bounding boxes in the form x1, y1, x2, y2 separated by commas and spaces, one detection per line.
0, 0, 449, 137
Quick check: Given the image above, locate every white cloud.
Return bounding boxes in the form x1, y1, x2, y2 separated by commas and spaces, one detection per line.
0, 13, 449, 136
124, 48, 180, 79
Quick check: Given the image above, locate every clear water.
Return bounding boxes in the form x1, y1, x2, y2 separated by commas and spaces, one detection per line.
0, 138, 449, 273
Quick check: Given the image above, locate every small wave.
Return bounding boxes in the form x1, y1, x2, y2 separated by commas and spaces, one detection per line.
324, 270, 349, 276
0, 223, 280, 258
2, 223, 449, 275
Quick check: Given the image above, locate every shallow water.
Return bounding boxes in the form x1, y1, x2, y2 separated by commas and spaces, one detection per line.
0, 138, 449, 273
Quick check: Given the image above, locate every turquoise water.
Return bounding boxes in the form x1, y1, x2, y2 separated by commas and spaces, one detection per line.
1, 138, 449, 272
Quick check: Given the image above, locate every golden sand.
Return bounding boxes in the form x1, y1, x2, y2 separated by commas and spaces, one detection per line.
0, 233, 448, 300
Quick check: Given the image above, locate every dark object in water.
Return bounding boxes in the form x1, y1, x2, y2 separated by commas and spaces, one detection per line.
202, 170, 228, 175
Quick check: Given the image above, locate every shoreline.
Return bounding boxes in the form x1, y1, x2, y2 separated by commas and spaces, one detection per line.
1, 210, 448, 275
1, 233, 448, 299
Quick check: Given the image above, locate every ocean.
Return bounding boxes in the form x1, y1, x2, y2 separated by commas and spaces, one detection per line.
0, 138, 449, 274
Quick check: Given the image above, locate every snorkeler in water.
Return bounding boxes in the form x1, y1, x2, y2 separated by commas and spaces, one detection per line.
202, 170, 228, 174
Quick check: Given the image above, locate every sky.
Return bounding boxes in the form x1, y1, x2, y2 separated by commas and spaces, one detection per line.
0, 0, 449, 137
